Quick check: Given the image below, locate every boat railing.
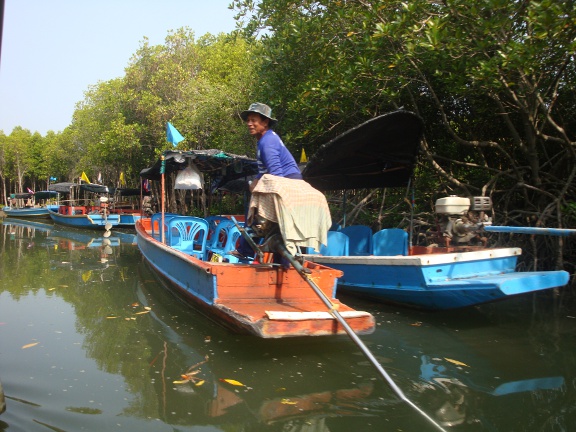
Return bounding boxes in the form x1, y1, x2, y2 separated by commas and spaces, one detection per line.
56, 198, 111, 216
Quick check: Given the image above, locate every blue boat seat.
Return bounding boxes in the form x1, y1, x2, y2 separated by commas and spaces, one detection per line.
167, 216, 209, 260
220, 228, 243, 263
372, 228, 408, 256
320, 231, 349, 256
340, 225, 373, 256
206, 215, 230, 233
208, 220, 241, 255
151, 212, 179, 240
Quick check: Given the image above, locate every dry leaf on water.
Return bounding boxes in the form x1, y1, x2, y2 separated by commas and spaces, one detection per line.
219, 378, 245, 387
444, 358, 470, 367
22, 342, 39, 349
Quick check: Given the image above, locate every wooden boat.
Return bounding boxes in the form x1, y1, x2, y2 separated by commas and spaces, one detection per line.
137, 149, 375, 338
2, 191, 59, 218
301, 111, 570, 310
47, 182, 120, 229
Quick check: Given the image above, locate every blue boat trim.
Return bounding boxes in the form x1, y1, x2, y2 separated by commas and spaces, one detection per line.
304, 247, 569, 310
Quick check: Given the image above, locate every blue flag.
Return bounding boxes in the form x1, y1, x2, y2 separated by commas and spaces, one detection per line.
167, 122, 185, 146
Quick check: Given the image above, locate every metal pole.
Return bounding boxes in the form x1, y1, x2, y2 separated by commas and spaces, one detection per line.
160, 155, 166, 244
483, 225, 576, 236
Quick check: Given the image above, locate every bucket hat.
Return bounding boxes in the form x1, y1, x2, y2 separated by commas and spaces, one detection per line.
240, 102, 277, 126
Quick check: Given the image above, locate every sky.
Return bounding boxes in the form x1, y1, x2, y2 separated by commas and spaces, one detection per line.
0, 0, 238, 136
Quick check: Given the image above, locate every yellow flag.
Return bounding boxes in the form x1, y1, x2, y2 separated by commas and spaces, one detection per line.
300, 148, 308, 164
119, 172, 126, 186
81, 171, 90, 183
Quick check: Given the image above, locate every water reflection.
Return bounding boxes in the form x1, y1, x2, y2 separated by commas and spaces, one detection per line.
1, 219, 575, 431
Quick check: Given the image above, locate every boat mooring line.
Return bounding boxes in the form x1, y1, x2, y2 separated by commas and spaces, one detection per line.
271, 237, 448, 432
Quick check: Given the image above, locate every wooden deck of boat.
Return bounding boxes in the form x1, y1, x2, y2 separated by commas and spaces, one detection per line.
215, 298, 374, 338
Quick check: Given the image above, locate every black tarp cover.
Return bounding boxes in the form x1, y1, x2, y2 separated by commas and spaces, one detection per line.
48, 182, 76, 194
140, 149, 258, 189
48, 182, 110, 194
302, 111, 424, 191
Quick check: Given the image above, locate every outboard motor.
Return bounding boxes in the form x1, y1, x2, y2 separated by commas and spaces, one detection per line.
435, 196, 492, 246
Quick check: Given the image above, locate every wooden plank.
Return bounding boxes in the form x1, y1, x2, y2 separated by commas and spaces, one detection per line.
266, 310, 371, 321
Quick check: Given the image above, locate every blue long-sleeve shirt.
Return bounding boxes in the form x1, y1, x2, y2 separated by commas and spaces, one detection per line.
256, 130, 302, 179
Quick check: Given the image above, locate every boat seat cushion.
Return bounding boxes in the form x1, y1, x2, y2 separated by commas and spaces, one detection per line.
320, 231, 349, 256
340, 225, 373, 256
372, 228, 408, 256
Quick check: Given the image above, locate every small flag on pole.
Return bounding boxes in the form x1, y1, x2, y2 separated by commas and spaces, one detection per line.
27, 187, 35, 194
81, 172, 90, 183
97, 172, 102, 183
300, 148, 308, 164
167, 122, 185, 147
119, 172, 126, 186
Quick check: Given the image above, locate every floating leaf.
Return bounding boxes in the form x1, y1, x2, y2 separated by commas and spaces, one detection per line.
144, 306, 152, 311
106, 315, 118, 319
195, 380, 205, 386
131, 302, 140, 307
173, 379, 190, 385
281, 398, 297, 405
81, 271, 92, 282
134, 310, 150, 315
410, 322, 422, 326
444, 358, 470, 367
22, 342, 39, 349
220, 378, 245, 387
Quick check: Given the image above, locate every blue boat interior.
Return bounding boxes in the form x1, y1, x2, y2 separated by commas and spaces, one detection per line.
307, 226, 409, 257
150, 213, 409, 261
151, 214, 244, 263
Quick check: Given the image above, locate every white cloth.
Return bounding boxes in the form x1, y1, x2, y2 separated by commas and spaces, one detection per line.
247, 174, 331, 253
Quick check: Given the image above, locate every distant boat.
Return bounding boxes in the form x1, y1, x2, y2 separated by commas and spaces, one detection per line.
137, 149, 375, 338
2, 191, 59, 218
47, 182, 120, 230
109, 187, 147, 228
301, 111, 570, 310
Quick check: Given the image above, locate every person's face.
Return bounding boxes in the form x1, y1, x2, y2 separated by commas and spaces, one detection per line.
245, 113, 269, 139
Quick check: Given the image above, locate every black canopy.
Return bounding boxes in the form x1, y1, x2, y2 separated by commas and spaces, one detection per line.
48, 182, 110, 194
140, 149, 258, 189
302, 111, 424, 191
48, 182, 76, 194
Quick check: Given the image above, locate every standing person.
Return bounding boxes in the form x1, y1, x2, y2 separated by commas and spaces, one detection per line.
240, 102, 302, 192
232, 102, 304, 260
